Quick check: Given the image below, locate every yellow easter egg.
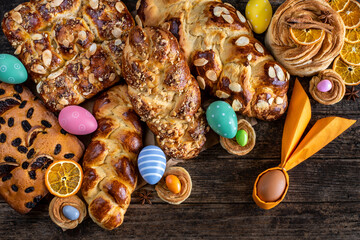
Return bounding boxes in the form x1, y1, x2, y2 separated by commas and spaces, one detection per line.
245, 0, 273, 34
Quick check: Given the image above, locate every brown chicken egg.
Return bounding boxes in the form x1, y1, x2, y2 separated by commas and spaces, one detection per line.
257, 170, 286, 202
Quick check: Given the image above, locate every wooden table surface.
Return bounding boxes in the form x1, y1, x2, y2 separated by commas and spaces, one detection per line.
0, 0, 359, 239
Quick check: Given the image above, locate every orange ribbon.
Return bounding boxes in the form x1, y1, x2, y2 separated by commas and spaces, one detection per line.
253, 79, 356, 210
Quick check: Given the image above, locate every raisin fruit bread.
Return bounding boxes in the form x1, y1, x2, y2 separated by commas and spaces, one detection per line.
82, 85, 143, 230
0, 83, 84, 214
2, 0, 134, 111
136, 0, 290, 121
122, 26, 207, 159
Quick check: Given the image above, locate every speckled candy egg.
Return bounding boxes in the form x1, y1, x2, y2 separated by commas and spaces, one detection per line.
138, 145, 166, 185
62, 205, 80, 221
59, 106, 98, 135
206, 101, 238, 138
0, 54, 27, 84
245, 0, 273, 34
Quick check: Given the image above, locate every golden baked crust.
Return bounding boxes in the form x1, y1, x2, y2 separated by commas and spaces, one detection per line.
2, 0, 134, 111
137, 0, 290, 121
0, 83, 84, 214
82, 85, 143, 230
265, 0, 345, 77
122, 26, 207, 159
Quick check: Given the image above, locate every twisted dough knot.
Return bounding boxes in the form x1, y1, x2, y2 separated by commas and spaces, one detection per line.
122, 26, 207, 159
265, 0, 345, 77
137, 0, 290, 121
2, 0, 134, 111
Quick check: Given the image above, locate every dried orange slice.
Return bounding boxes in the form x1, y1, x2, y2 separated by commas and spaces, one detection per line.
333, 56, 360, 85
339, 0, 360, 29
326, 0, 350, 12
340, 42, 360, 66
289, 28, 325, 46
345, 27, 360, 43
45, 160, 83, 198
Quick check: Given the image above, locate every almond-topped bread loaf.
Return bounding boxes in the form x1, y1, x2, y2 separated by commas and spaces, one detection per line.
0, 83, 84, 214
122, 26, 207, 159
137, 0, 290, 121
2, 0, 134, 111
82, 85, 142, 230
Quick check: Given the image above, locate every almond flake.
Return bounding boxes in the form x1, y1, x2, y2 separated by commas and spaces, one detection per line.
197, 76, 206, 90
256, 100, 269, 109
48, 69, 64, 79
89, 73, 96, 84
268, 66, 276, 78
78, 31, 87, 41
50, 0, 63, 7
62, 39, 70, 48
222, 14, 234, 24
112, 27, 122, 38
14, 45, 22, 55
268, 97, 274, 105
213, 6, 223, 17
89, 43, 97, 56
232, 99, 242, 111
216, 90, 230, 99
135, 15, 143, 28
89, 0, 99, 9
109, 73, 116, 81
115, 2, 124, 13
32, 34, 43, 41
235, 36, 249, 46
276, 97, 284, 105
31, 64, 46, 74
59, 98, 69, 105
254, 43, 264, 54
36, 81, 43, 94
11, 11, 22, 24
247, 20, 253, 30
14, 5, 22, 11
136, 0, 141, 10
222, 7, 230, 15
229, 82, 242, 92
206, 70, 217, 82
224, 3, 234, 9
193, 58, 208, 67
115, 39, 122, 46
237, 11, 246, 23
286, 71, 290, 81
84, 66, 91, 71
274, 64, 285, 81
82, 59, 90, 66
42, 50, 52, 67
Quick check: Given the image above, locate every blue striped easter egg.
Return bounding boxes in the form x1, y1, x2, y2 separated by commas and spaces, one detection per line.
138, 145, 167, 185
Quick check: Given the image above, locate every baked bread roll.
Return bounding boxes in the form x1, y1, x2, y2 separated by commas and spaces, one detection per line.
2, 0, 134, 111
122, 26, 207, 159
265, 0, 345, 77
137, 0, 290, 121
0, 83, 84, 214
82, 85, 143, 230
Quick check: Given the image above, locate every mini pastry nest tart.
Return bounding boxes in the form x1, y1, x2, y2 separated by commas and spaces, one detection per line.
220, 119, 256, 156
49, 195, 87, 231
309, 69, 346, 105
155, 167, 192, 205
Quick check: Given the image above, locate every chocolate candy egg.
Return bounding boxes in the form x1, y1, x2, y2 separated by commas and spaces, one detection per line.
317, 79, 332, 92
257, 170, 286, 202
138, 145, 166, 185
0, 54, 27, 84
245, 0, 273, 34
59, 106, 98, 135
206, 101, 238, 138
62, 205, 80, 221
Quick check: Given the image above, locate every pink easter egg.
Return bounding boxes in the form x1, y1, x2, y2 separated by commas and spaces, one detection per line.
316, 79, 332, 93
58, 106, 98, 135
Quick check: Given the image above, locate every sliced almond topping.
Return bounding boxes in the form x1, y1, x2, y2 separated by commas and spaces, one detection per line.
78, 31, 87, 41
229, 82, 242, 92
135, 15, 143, 28
42, 50, 52, 67
50, 0, 63, 7
136, 0, 141, 10
206, 70, 217, 82
89, 0, 99, 9
14, 45, 22, 55
256, 100, 269, 109
88, 73, 96, 84
247, 54, 252, 61
89, 43, 97, 56
111, 27, 122, 38
274, 64, 285, 81
82, 59, 90, 66
114, 39, 122, 46
222, 7, 230, 15
254, 43, 264, 54
216, 90, 230, 99
236, 11, 246, 23
235, 36, 249, 47
11, 11, 22, 24
268, 97, 274, 105
222, 14, 234, 24
109, 73, 116, 81
31, 64, 46, 74
213, 6, 223, 17
286, 71, 290, 81
84, 66, 91, 71
276, 97, 284, 105
32, 34, 43, 41
115, 2, 125, 13
62, 39, 70, 48
48, 69, 64, 79
14, 5, 22, 11
58, 98, 69, 106
232, 99, 243, 111
36, 81, 43, 94
247, 20, 253, 30
268, 66, 276, 78
193, 58, 208, 67
197, 76, 206, 90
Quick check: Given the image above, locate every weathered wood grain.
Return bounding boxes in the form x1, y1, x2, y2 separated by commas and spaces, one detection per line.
0, 0, 359, 239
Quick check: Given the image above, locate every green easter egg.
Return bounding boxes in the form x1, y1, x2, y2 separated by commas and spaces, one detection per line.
0, 54, 28, 84
206, 101, 238, 138
236, 129, 248, 147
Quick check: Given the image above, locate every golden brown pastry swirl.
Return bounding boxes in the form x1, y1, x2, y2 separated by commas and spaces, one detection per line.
309, 69, 345, 105
265, 0, 345, 77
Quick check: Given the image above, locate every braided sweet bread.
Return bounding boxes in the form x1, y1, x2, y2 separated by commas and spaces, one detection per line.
137, 0, 290, 121
2, 0, 134, 111
122, 26, 207, 159
82, 85, 143, 230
